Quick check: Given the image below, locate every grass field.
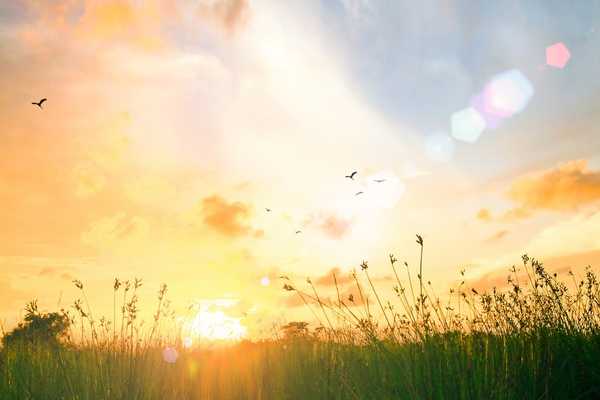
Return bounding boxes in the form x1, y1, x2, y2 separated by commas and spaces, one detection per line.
1, 246, 600, 399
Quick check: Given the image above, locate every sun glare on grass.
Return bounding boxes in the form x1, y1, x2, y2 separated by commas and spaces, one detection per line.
184, 299, 247, 342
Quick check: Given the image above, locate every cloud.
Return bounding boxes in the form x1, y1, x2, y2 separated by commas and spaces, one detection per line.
200, 195, 260, 238
314, 267, 354, 286
283, 293, 308, 308
476, 208, 492, 222
340, 287, 370, 306
485, 230, 509, 243
499, 207, 533, 222
38, 267, 75, 281
524, 210, 600, 258
81, 213, 151, 249
508, 160, 600, 215
197, 0, 250, 36
480, 160, 600, 221
18, 0, 170, 52
318, 215, 353, 239
38, 267, 58, 277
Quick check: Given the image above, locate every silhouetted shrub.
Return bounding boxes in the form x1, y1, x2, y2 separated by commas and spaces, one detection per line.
2, 300, 70, 348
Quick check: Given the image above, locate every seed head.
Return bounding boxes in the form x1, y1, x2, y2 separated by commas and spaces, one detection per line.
416, 234, 424, 246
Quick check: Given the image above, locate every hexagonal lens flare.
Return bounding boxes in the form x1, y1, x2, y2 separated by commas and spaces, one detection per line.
482, 69, 534, 118
451, 107, 486, 143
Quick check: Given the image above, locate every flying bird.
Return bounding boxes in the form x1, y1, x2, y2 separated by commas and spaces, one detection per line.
345, 171, 357, 180
265, 208, 271, 212
374, 179, 386, 183
355, 191, 364, 196
295, 230, 302, 234
32, 98, 47, 109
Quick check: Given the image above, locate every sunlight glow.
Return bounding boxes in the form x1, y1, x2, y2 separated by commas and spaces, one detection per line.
185, 299, 247, 341
336, 171, 404, 219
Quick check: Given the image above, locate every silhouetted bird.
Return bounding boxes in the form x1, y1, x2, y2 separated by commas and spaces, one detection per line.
265, 208, 271, 212
355, 191, 363, 196
32, 98, 47, 109
374, 179, 386, 183
345, 171, 357, 180
295, 230, 302, 234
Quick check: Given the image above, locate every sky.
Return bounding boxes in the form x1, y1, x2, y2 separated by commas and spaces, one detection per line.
1, 0, 600, 338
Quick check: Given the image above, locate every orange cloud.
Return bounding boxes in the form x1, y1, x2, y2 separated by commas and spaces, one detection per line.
200, 195, 259, 238
319, 215, 352, 239
509, 160, 600, 213
476, 208, 492, 222
340, 287, 370, 306
38, 267, 75, 281
480, 160, 600, 222
21, 0, 169, 52
485, 230, 509, 243
315, 267, 354, 287
78, 1, 165, 50
81, 213, 151, 249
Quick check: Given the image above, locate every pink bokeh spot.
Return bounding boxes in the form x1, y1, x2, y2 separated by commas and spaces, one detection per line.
471, 69, 534, 128
546, 42, 571, 69
162, 346, 179, 364
471, 93, 504, 129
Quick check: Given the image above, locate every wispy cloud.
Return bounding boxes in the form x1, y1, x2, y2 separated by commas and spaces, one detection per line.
318, 215, 353, 240
485, 230, 509, 243
38, 267, 75, 281
199, 195, 261, 238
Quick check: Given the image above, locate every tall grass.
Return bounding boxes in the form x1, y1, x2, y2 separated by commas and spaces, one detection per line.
1, 237, 600, 399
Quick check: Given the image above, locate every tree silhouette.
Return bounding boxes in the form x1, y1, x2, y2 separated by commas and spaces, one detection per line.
2, 300, 70, 347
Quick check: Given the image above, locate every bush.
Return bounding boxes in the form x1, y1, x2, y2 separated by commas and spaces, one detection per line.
1, 300, 70, 348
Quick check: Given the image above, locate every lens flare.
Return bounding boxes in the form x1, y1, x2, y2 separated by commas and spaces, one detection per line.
451, 107, 486, 143
482, 69, 534, 118
546, 42, 571, 69
260, 276, 270, 286
424, 132, 455, 162
162, 346, 179, 363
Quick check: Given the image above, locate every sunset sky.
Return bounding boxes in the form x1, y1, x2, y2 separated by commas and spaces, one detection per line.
2, 0, 600, 337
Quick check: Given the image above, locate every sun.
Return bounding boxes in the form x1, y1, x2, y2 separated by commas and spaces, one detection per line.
185, 300, 247, 342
